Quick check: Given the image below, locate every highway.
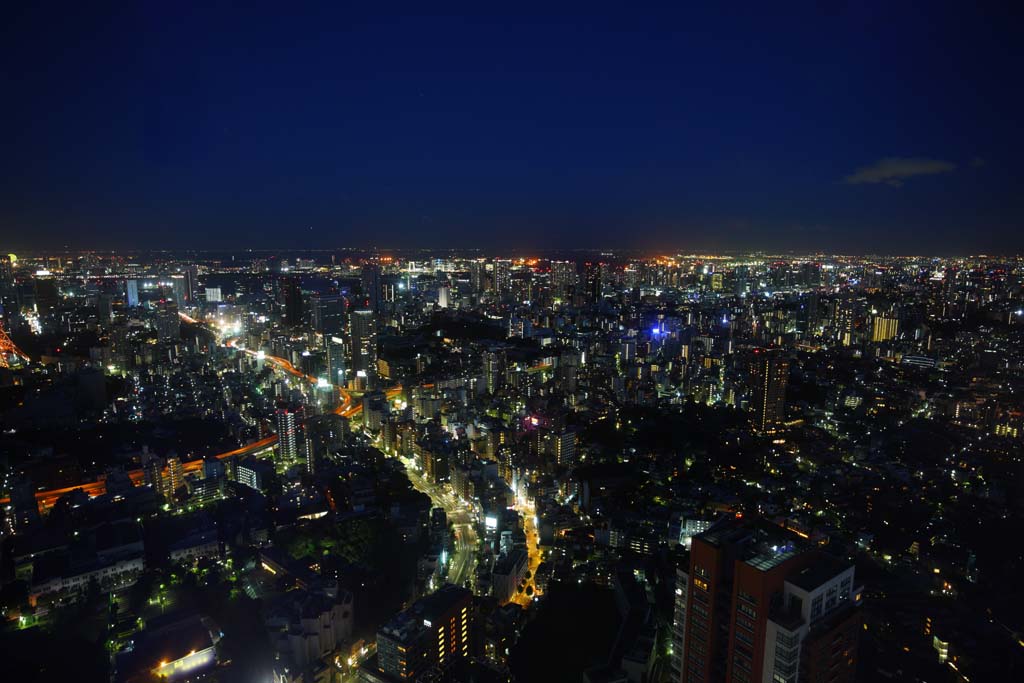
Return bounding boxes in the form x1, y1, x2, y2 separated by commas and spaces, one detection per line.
401, 458, 479, 589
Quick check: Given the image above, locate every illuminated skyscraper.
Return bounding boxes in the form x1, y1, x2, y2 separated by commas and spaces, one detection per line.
184, 264, 199, 303
550, 260, 576, 299
350, 309, 377, 374
831, 299, 855, 347
167, 455, 184, 496
584, 261, 603, 303
483, 348, 506, 395
275, 405, 301, 460
126, 279, 140, 307
493, 259, 512, 296
468, 260, 485, 294
168, 274, 188, 304
327, 335, 347, 386
750, 351, 789, 433
553, 427, 577, 466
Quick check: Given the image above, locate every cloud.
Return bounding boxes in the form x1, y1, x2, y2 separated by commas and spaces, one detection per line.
845, 157, 956, 187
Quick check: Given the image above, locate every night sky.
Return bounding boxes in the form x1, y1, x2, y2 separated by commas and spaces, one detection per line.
2, 3, 1021, 253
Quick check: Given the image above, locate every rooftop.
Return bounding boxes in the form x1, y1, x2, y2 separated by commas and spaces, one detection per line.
786, 554, 852, 592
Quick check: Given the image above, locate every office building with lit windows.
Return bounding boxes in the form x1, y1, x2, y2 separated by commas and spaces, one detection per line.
275, 405, 301, 460
870, 315, 899, 343
364, 584, 473, 683
550, 259, 576, 299
750, 351, 789, 434
350, 309, 377, 375
492, 259, 512, 296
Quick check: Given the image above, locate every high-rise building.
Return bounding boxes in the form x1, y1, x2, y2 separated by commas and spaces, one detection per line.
282, 276, 304, 327
493, 259, 512, 296
126, 279, 140, 307
167, 456, 184, 497
205, 286, 222, 303
678, 520, 862, 683
362, 262, 382, 312
831, 300, 855, 347
168, 274, 188, 304
275, 405, 301, 460
236, 457, 273, 492
154, 300, 180, 341
327, 335, 347, 387
311, 293, 346, 336
584, 261, 603, 303
553, 427, 577, 467
468, 260, 485, 294
437, 284, 450, 308
372, 584, 473, 682
184, 264, 199, 303
871, 315, 899, 343
143, 457, 167, 500
750, 351, 789, 433
670, 565, 690, 683
482, 348, 506, 395
350, 309, 377, 374
97, 293, 114, 324
0, 255, 15, 314
550, 260, 576, 300
362, 390, 389, 432
34, 273, 59, 314
0, 255, 13, 286
304, 414, 348, 474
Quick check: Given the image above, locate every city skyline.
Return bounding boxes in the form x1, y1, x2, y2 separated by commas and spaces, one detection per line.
1, 250, 1022, 681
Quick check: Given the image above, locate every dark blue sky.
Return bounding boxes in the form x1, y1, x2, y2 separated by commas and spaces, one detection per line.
2, 2, 1021, 253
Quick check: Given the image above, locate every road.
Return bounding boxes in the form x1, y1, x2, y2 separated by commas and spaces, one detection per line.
401, 459, 478, 589
508, 499, 543, 606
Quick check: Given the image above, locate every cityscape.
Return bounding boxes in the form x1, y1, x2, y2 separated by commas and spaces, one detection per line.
1, 251, 1022, 682
3, 4, 1023, 683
